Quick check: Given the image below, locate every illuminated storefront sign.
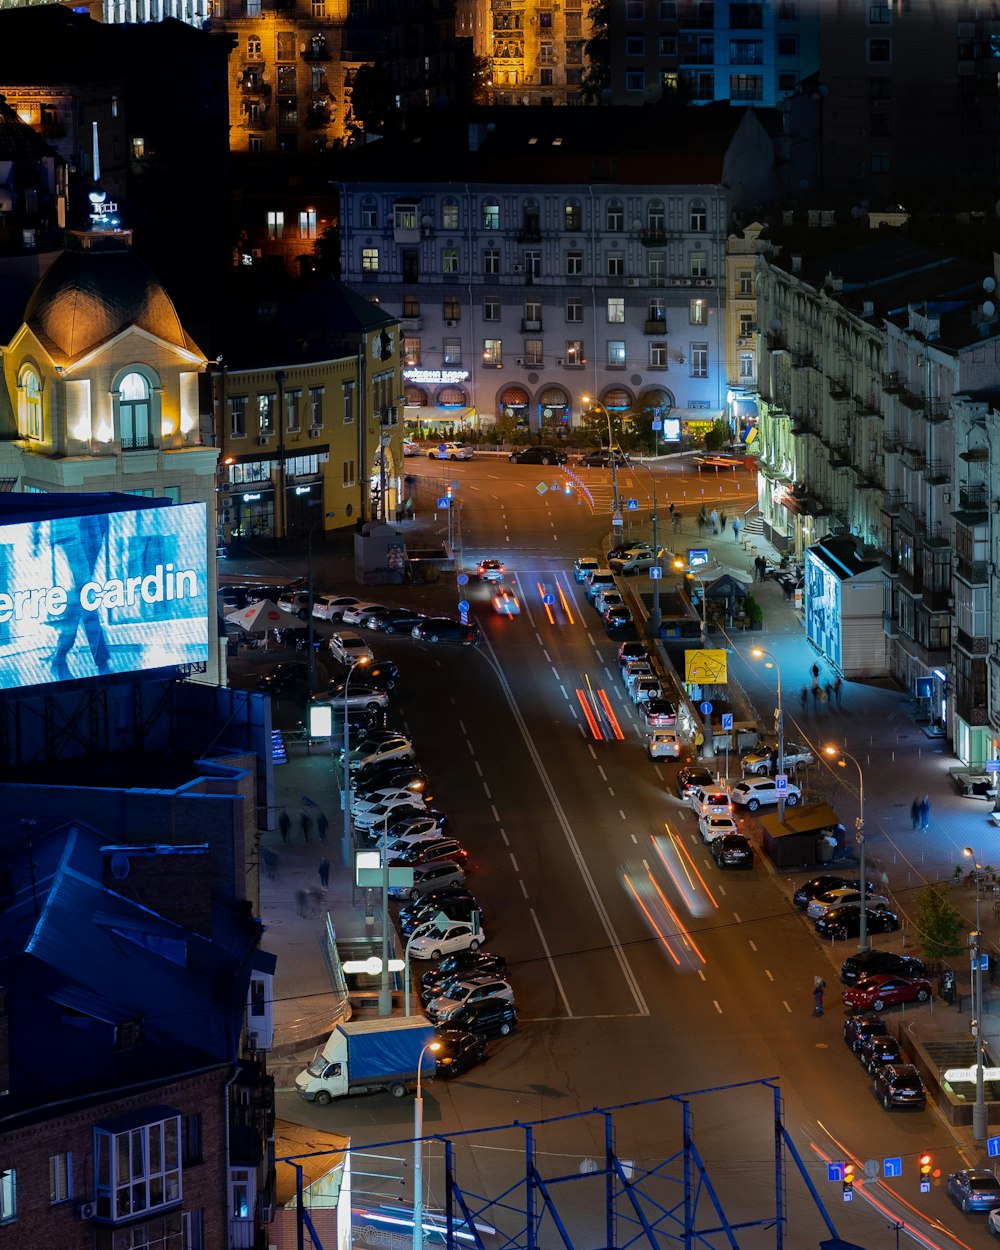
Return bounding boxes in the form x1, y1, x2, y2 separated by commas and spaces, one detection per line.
402, 369, 470, 385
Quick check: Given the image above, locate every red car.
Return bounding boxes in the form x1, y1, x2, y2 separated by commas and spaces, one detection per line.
843, 975, 932, 1013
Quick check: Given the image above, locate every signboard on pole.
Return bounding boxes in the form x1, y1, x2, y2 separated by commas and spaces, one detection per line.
684, 649, 728, 684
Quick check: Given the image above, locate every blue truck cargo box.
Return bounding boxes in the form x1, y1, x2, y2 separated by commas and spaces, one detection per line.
341, 1016, 434, 1081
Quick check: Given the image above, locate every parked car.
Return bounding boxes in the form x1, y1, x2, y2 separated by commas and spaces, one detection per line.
328, 631, 374, 667
643, 699, 676, 728
622, 657, 656, 683
390, 838, 468, 868
698, 814, 739, 843
840, 949, 927, 987
609, 549, 657, 575
947, 1170, 1000, 1213
477, 559, 505, 583
629, 677, 664, 707
578, 448, 628, 468
403, 438, 421, 457
492, 589, 521, 617
676, 765, 716, 799
372, 607, 429, 634
648, 730, 682, 760
844, 1012, 888, 1053
509, 445, 567, 465
428, 441, 473, 460
741, 741, 815, 776
342, 601, 388, 627
793, 875, 864, 910
815, 905, 899, 941
329, 660, 399, 692
352, 785, 427, 813
317, 683, 389, 715
257, 662, 310, 697
807, 888, 890, 920
593, 588, 624, 616
618, 641, 648, 667
389, 859, 467, 900
421, 951, 507, 1003
354, 757, 425, 792
446, 997, 517, 1038
872, 1063, 926, 1110
412, 617, 481, 645
608, 541, 653, 561
277, 590, 313, 620
584, 570, 616, 603
689, 785, 733, 818
712, 833, 753, 868
347, 735, 416, 770
408, 918, 486, 961
729, 778, 801, 812
312, 594, 362, 622
353, 795, 427, 833
859, 1033, 904, 1073
574, 557, 600, 583
604, 605, 633, 631
427, 975, 515, 1023
433, 1029, 488, 1077
383, 814, 449, 845
399, 892, 479, 937
842, 975, 932, 1013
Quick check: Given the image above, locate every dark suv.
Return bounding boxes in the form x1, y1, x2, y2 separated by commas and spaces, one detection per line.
509, 445, 568, 466
840, 949, 927, 986
449, 997, 517, 1037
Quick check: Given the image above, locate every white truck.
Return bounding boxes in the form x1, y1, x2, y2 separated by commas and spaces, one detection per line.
295, 1015, 435, 1104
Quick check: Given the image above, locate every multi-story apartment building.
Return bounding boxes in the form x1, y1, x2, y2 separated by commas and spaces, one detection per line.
457, 0, 594, 105
606, 0, 820, 107
723, 221, 766, 440
335, 106, 775, 435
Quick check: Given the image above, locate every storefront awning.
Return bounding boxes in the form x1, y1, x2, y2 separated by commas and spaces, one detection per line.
403, 406, 478, 424
672, 408, 724, 423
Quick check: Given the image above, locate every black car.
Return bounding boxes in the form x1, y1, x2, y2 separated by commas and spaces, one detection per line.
844, 1012, 888, 1053
712, 833, 753, 869
421, 951, 507, 1001
329, 661, 400, 692
608, 541, 652, 561
859, 1033, 904, 1073
257, 662, 310, 696
792, 875, 860, 910
509, 445, 568, 466
390, 838, 468, 868
840, 949, 927, 986
355, 762, 428, 794
676, 765, 715, 799
578, 449, 628, 468
412, 617, 481, 645
448, 997, 517, 1037
872, 1063, 926, 1110
374, 608, 429, 635
604, 606, 633, 631
434, 1029, 488, 1077
815, 905, 899, 941
400, 893, 480, 936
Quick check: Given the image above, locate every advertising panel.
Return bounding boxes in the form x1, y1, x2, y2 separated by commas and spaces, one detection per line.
0, 502, 209, 690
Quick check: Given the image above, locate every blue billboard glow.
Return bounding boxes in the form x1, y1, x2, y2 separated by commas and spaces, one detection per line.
0, 502, 209, 689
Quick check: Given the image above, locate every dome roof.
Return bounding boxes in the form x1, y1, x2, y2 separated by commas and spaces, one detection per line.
24, 235, 190, 363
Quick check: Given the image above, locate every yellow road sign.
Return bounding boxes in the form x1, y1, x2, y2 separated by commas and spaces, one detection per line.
684, 648, 728, 684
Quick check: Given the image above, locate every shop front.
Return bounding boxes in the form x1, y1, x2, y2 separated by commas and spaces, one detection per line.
403, 368, 479, 436
498, 385, 531, 430
537, 385, 571, 434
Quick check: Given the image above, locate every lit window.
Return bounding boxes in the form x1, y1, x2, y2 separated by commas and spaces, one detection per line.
403, 296, 419, 317
442, 200, 459, 229
690, 299, 707, 325
443, 297, 460, 320
482, 201, 500, 230
403, 337, 420, 364
566, 340, 585, 365
443, 338, 462, 364
267, 210, 284, 240
118, 372, 152, 449
394, 203, 419, 229
442, 248, 460, 275
523, 339, 543, 365
607, 297, 625, 323
607, 341, 626, 367
483, 339, 503, 366
564, 201, 581, 231
131, 137, 145, 159
739, 352, 755, 379
50, 1154, 72, 1205
0, 1171, 15, 1225
257, 392, 275, 434
18, 366, 42, 441
362, 247, 379, 272
299, 209, 317, 239
94, 1117, 180, 1221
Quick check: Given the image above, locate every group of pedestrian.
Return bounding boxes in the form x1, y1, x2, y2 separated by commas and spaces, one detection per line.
910, 795, 931, 831
278, 807, 329, 844
798, 667, 843, 712
753, 555, 768, 581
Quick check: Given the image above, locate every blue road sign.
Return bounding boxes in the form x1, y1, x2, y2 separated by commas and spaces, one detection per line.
457, 599, 470, 613
699, 701, 713, 715
437, 497, 450, 509
542, 592, 555, 605
827, 1163, 844, 1183
974, 953, 990, 970
883, 1157, 902, 1177
775, 774, 788, 791
456, 573, 469, 586
649, 566, 662, 579
652, 419, 662, 431
987, 1136, 1000, 1159
552, 481, 561, 492
721, 712, 734, 731
438, 444, 448, 453
626, 498, 639, 511
987, 760, 1000, 773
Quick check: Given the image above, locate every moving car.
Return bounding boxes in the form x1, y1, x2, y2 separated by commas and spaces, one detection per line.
622, 657, 655, 683
428, 441, 473, 460
793, 875, 864, 910
427, 975, 515, 1023
372, 607, 429, 634
477, 559, 505, 583
421, 951, 507, 1003
328, 631, 374, 667
872, 1063, 926, 1110
578, 448, 628, 468
608, 541, 653, 561
412, 617, 481, 645
318, 683, 389, 715
408, 918, 485, 961
814, 905, 899, 941
698, 814, 739, 843
729, 778, 801, 812
840, 950, 927, 987
947, 1170, 1000, 1213
493, 589, 521, 617
389, 859, 467, 900
509, 445, 567, 465
842, 975, 932, 1012
648, 729, 682, 760
403, 438, 421, 456
618, 641, 648, 667
712, 833, 753, 869
593, 588, 624, 615
433, 1029, 488, 1077
689, 785, 733, 818
574, 557, 600, 583
740, 741, 815, 776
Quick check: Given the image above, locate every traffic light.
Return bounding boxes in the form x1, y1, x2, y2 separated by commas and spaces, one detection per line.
919, 1153, 932, 1192
842, 1162, 855, 1200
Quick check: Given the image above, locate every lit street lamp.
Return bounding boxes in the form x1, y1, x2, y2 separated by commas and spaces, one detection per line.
963, 847, 989, 1142
413, 1038, 442, 1250
751, 647, 785, 818
823, 745, 867, 952
581, 395, 621, 526
340, 655, 371, 870
633, 462, 663, 638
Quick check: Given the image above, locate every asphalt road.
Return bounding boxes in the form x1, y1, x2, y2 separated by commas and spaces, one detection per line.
274, 455, 994, 1250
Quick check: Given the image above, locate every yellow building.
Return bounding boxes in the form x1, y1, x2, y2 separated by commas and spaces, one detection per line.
723, 222, 766, 445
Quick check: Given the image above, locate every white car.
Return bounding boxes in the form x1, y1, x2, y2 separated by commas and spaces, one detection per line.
341, 601, 388, 627
352, 788, 424, 816
626, 672, 663, 703
574, 557, 600, 584
623, 658, 655, 684
699, 813, 740, 843
353, 794, 427, 832
593, 588, 624, 615
349, 737, 416, 772
648, 729, 682, 760
609, 549, 657, 575
313, 593, 362, 622
807, 889, 890, 919
427, 975, 515, 1022
741, 741, 815, 776
427, 442, 473, 460
729, 778, 802, 812
403, 438, 421, 457
689, 785, 734, 818
408, 919, 486, 961
328, 631, 375, 666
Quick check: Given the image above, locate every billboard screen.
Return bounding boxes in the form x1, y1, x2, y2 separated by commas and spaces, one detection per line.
0, 501, 209, 690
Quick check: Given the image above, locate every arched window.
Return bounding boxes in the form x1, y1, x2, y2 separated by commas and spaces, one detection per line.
689, 199, 707, 231
18, 365, 42, 441
119, 372, 152, 449
441, 198, 459, 230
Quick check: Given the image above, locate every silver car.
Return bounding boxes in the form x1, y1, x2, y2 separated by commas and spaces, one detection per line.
426, 975, 515, 1023
389, 858, 466, 900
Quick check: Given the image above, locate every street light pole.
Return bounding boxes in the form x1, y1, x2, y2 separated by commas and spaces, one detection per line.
824, 745, 867, 952
963, 847, 988, 1141
751, 648, 785, 819
633, 463, 662, 638
306, 516, 322, 694
414, 1038, 441, 1250
403, 920, 435, 1017
341, 657, 370, 870
582, 395, 621, 525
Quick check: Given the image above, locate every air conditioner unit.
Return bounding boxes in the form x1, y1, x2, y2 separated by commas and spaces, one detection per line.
513, 263, 524, 273
695, 278, 709, 287
670, 278, 684, 286
308, 427, 321, 438
515, 357, 524, 366
625, 277, 639, 288
76, 1202, 97, 1220
257, 434, 271, 445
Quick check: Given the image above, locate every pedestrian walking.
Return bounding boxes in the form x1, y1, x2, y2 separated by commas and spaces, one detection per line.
317, 810, 328, 843
920, 795, 930, 831
318, 857, 330, 890
823, 681, 833, 706
720, 510, 728, 533
811, 662, 820, 683
699, 505, 708, 533
262, 847, 278, 880
278, 810, 291, 844
300, 811, 312, 842
668, 502, 675, 524
709, 508, 719, 535
813, 975, 825, 1016
833, 676, 842, 707
732, 516, 741, 543
800, 685, 809, 713
307, 885, 324, 916
910, 798, 920, 831
672, 509, 682, 534
810, 683, 819, 710
296, 888, 309, 917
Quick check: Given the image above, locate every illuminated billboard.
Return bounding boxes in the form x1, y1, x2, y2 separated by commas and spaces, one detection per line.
0, 501, 209, 689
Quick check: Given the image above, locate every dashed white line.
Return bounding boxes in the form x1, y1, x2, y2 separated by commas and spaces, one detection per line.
509, 853, 519, 872
697, 969, 707, 982
467, 740, 476, 756
531, 907, 573, 1019
733, 912, 741, 923
765, 969, 774, 981
587, 633, 597, 645
519, 879, 529, 899
542, 649, 551, 663
458, 720, 467, 735
587, 745, 597, 760
713, 1000, 723, 1014
559, 684, 569, 700
717, 883, 727, 895
483, 783, 492, 800
630, 833, 638, 843
500, 829, 510, 846
474, 760, 483, 776
749, 940, 758, 952
597, 766, 608, 781
619, 809, 627, 820
551, 666, 560, 680
491, 805, 500, 823
535, 633, 544, 646
782, 1000, 792, 1013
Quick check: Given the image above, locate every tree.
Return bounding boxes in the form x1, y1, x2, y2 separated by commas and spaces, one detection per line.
913, 880, 965, 960
580, 0, 611, 104
703, 418, 729, 451
344, 63, 400, 142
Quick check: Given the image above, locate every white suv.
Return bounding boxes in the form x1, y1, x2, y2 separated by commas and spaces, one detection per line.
427, 442, 473, 460
730, 778, 802, 812
329, 631, 374, 666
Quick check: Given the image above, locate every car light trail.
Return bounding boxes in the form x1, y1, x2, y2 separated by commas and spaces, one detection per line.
595, 688, 625, 739
652, 828, 719, 914
643, 866, 707, 965
535, 580, 556, 624
621, 862, 706, 969
622, 870, 682, 968
556, 581, 575, 624
575, 688, 603, 740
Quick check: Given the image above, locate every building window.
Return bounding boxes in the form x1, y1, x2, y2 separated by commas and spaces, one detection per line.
867, 38, 891, 62
343, 460, 356, 487
443, 296, 461, 321
540, 40, 555, 63
441, 200, 459, 230
247, 35, 261, 57
257, 392, 275, 434
119, 372, 152, 449
0, 1171, 15, 1224
625, 0, 644, 15
484, 248, 500, 275
606, 200, 624, 232
730, 2, 763, 27
524, 299, 542, 324
871, 151, 891, 173
394, 202, 419, 229
362, 247, 379, 272
276, 31, 295, 58
567, 297, 583, 322
403, 296, 420, 318
868, 0, 891, 22
869, 76, 891, 100
343, 382, 354, 424
484, 339, 503, 366
540, 68, 553, 85
659, 34, 677, 54
482, 201, 500, 230
689, 200, 707, 232
312, 0, 326, 13
267, 211, 284, 240
691, 343, 708, 377
690, 251, 708, 278
566, 251, 583, 275
626, 35, 645, 54
95, 1117, 180, 1221
17, 365, 42, 441
647, 200, 665, 231
299, 209, 317, 239
690, 299, 707, 325
777, 34, 798, 55
778, 72, 797, 91
50, 1154, 72, 1205
564, 201, 582, 231
730, 74, 763, 100
540, 8, 553, 25
361, 198, 377, 228
739, 352, 755, 379
309, 386, 324, 428
648, 299, 666, 322
738, 311, 755, 337
248, 136, 263, 154
626, 71, 646, 91
182, 1116, 202, 1168
648, 253, 666, 285
403, 336, 420, 364
443, 338, 462, 364
442, 248, 459, 275
738, 268, 753, 295
649, 341, 668, 368
730, 40, 763, 63
524, 250, 541, 277
566, 340, 585, 365
659, 0, 676, 13
484, 298, 500, 321
285, 388, 301, 431
607, 341, 626, 367
607, 253, 624, 277
524, 339, 543, 365
229, 396, 246, 438
607, 297, 625, 323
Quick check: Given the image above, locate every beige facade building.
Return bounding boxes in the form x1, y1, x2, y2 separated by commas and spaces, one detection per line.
458, 0, 593, 105
723, 222, 765, 441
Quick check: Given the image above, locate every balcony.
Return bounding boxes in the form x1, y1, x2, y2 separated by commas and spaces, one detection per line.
520, 318, 542, 332
301, 40, 331, 61
900, 445, 927, 471
882, 490, 903, 514
899, 387, 925, 410
924, 399, 949, 423
517, 228, 542, 243
829, 445, 852, 470
955, 554, 989, 586
640, 228, 669, 246
854, 395, 880, 417
882, 371, 902, 393
644, 318, 667, 334
791, 349, 814, 370
959, 483, 987, 511
828, 377, 849, 400
765, 332, 787, 353
883, 612, 900, 637
923, 460, 950, 484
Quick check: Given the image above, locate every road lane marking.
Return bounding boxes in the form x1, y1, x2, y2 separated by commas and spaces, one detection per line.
475, 760, 483, 776
749, 940, 758, 951
765, 969, 774, 981
542, 649, 551, 662
618, 808, 626, 819
551, 666, 560, 680
630, 833, 638, 843
597, 766, 608, 780
560, 684, 569, 700
697, 969, 706, 982
509, 854, 519, 872
782, 1000, 792, 1013
458, 720, 467, 735
713, 1000, 722, 1014
733, 912, 741, 923
588, 744, 597, 760
520, 880, 529, 899
531, 907, 573, 1018
467, 740, 476, 756
500, 829, 510, 846
491, 805, 500, 822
